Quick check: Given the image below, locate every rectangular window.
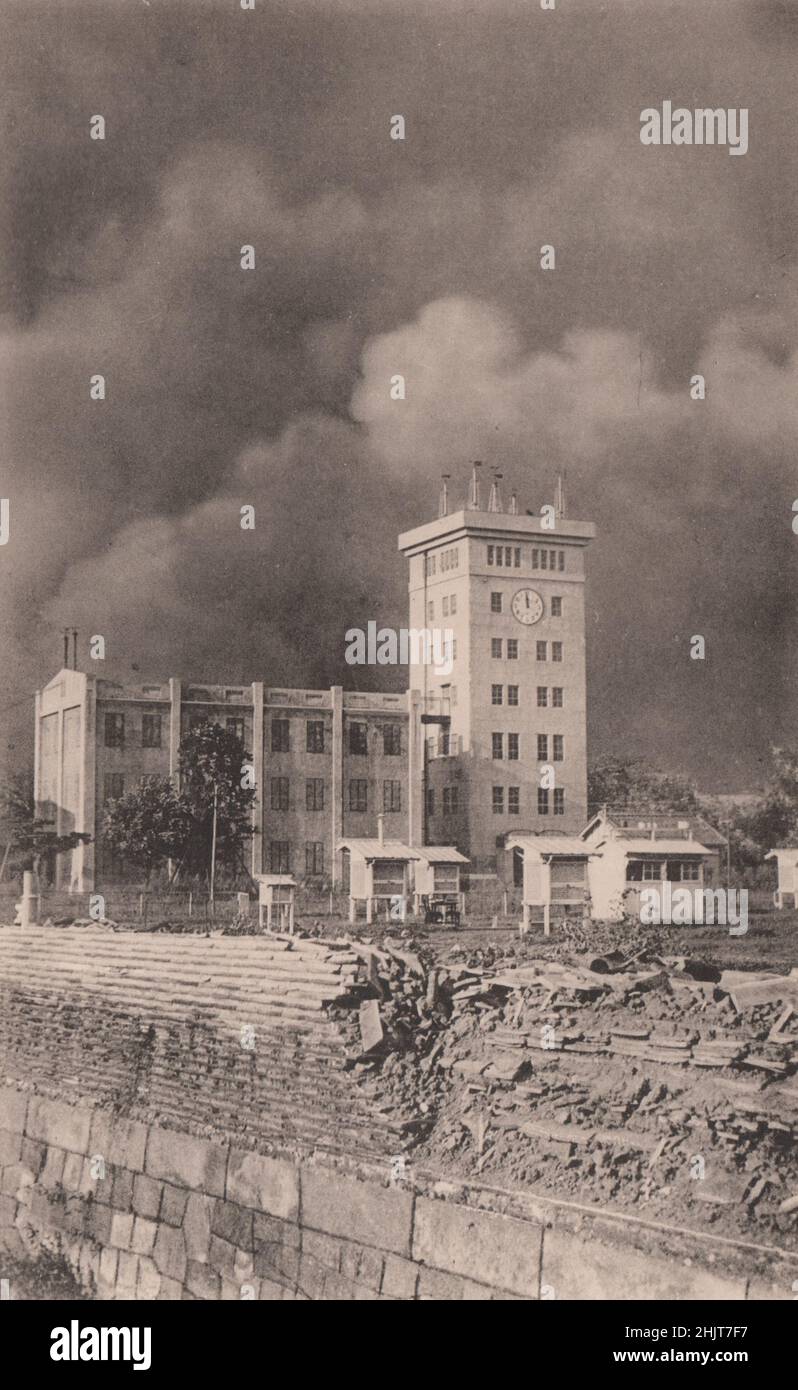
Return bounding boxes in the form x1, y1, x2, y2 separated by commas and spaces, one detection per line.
306, 777, 325, 811
642, 861, 661, 881
491, 684, 503, 705
226, 716, 245, 743
538, 788, 549, 815
443, 786, 459, 816
450, 593, 457, 615
496, 547, 503, 566
349, 721, 368, 755
305, 842, 324, 876
537, 734, 548, 761
492, 732, 503, 760
531, 548, 539, 569
442, 596, 449, 616
508, 787, 520, 815
427, 601, 434, 622
553, 687, 564, 708
142, 713, 161, 748
552, 642, 563, 662
306, 720, 325, 753
540, 550, 548, 570
491, 638, 503, 659
553, 734, 564, 762
270, 777, 289, 811
681, 861, 700, 881
536, 641, 547, 661
104, 773, 124, 800
554, 789, 565, 816
349, 779, 368, 812
490, 592, 503, 613
507, 639, 518, 659
551, 596, 563, 617
269, 841, 291, 874
104, 712, 125, 748
507, 685, 519, 706
508, 733, 519, 761
537, 686, 548, 708
487, 544, 494, 565
383, 723, 401, 756
514, 547, 521, 568
558, 551, 565, 572
504, 547, 512, 567
383, 780, 402, 813
271, 718, 290, 752
492, 786, 504, 814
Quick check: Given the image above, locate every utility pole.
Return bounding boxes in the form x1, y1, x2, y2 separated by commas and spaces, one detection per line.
209, 782, 218, 909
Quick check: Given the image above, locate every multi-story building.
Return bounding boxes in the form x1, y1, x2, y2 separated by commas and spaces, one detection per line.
34, 476, 594, 889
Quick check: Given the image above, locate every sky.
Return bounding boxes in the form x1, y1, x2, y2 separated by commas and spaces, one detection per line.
1, 0, 797, 791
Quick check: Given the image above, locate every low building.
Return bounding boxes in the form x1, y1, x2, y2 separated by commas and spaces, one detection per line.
765, 849, 798, 908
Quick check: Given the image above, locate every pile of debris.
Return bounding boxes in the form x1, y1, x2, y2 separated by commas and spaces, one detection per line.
337, 937, 798, 1245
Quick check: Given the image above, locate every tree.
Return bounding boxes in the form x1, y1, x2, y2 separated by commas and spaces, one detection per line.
736, 747, 798, 856
0, 772, 91, 881
588, 756, 700, 816
102, 778, 190, 886
175, 721, 256, 883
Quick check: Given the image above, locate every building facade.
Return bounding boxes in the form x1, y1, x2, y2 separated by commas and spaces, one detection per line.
34, 483, 594, 889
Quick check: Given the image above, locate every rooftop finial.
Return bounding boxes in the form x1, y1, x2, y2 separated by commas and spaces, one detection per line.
488, 468, 503, 513
468, 461, 482, 510
439, 472, 451, 519
556, 474, 566, 519
509, 490, 518, 515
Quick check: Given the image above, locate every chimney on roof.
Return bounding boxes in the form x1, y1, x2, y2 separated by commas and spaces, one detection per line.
438, 473, 450, 519
488, 469, 503, 513
377, 812, 385, 846
63, 629, 69, 670
467, 461, 482, 510
71, 629, 78, 671
509, 491, 518, 515
556, 474, 566, 519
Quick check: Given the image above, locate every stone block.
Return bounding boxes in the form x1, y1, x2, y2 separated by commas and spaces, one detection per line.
0, 1087, 28, 1135
153, 1223, 187, 1283
131, 1216, 158, 1256
183, 1192, 214, 1263
381, 1254, 419, 1300
0, 1131, 22, 1167
40, 1146, 66, 1189
145, 1127, 226, 1197
110, 1211, 135, 1250
417, 1266, 494, 1300
186, 1260, 221, 1300
160, 1183, 188, 1226
111, 1167, 135, 1211
541, 1228, 747, 1301
137, 1255, 162, 1300
212, 1199, 253, 1251
226, 1149, 298, 1220
413, 1198, 541, 1299
301, 1165, 413, 1256
132, 1174, 162, 1220
26, 1097, 91, 1155
115, 1251, 138, 1299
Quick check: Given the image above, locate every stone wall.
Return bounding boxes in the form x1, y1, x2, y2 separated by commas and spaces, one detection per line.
1, 1085, 796, 1300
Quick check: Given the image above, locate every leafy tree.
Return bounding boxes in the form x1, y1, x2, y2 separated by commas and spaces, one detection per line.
102, 778, 190, 886
588, 756, 700, 816
175, 721, 256, 882
0, 772, 91, 880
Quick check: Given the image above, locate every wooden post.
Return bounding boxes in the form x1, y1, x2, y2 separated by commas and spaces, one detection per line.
188, 891, 193, 918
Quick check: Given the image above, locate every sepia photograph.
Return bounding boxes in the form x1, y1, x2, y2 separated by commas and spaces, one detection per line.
1, 0, 797, 1352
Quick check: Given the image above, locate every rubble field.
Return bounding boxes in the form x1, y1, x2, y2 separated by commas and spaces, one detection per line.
334, 922, 798, 1251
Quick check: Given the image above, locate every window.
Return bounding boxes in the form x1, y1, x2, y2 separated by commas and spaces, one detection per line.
507, 685, 519, 706
349, 722, 368, 755
492, 786, 504, 814
536, 641, 547, 661
538, 788, 549, 815
142, 713, 161, 748
554, 789, 565, 816
427, 601, 434, 622
553, 734, 564, 762
558, 551, 565, 572
532, 548, 539, 569
551, 596, 563, 617
491, 638, 503, 659
540, 549, 548, 570
508, 733, 519, 761
226, 716, 245, 743
492, 733, 503, 760
442, 596, 449, 617
383, 724, 401, 756
496, 546, 503, 566
537, 686, 548, 708
491, 684, 503, 705
272, 718, 290, 752
426, 787, 435, 816
668, 861, 701, 882
306, 720, 325, 753
349, 779, 368, 812
642, 861, 661, 881
306, 777, 325, 811
104, 773, 124, 800
490, 592, 503, 613
553, 687, 564, 708
269, 841, 291, 874
514, 547, 521, 568
681, 862, 700, 881
552, 642, 563, 663
383, 780, 402, 813
487, 545, 494, 565
537, 734, 548, 760
507, 639, 518, 659
425, 554, 436, 577
305, 842, 324, 876
104, 713, 125, 748
443, 786, 459, 816
270, 777, 289, 811
450, 594, 457, 615
508, 787, 520, 815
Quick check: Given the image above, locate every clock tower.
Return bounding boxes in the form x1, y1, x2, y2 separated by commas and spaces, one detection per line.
398, 468, 595, 873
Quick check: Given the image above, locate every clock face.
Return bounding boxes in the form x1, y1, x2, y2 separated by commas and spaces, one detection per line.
511, 588, 544, 625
